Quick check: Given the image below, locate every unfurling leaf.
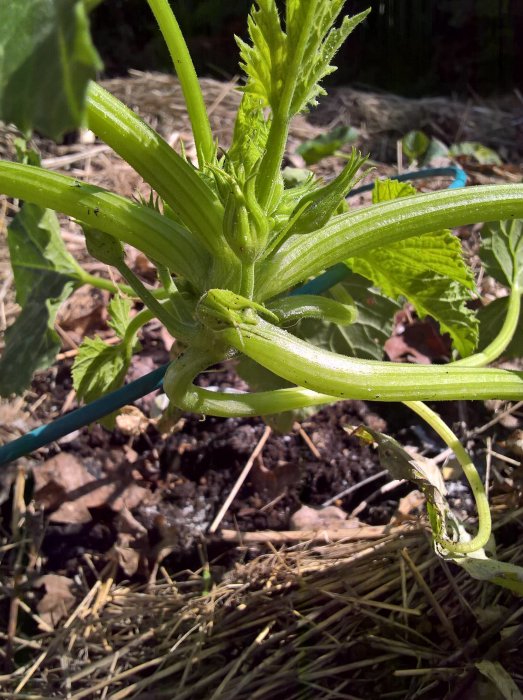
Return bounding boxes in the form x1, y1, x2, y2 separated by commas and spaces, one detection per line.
0, 0, 102, 139
237, 0, 369, 116
0, 203, 81, 396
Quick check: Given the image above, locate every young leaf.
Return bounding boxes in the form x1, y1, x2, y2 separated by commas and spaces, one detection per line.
480, 219, 523, 289
0, 203, 81, 396
348, 179, 479, 357
296, 126, 359, 165
0, 0, 102, 139
72, 337, 131, 407
402, 130, 430, 163
237, 0, 369, 116
228, 94, 271, 174
297, 274, 400, 361
108, 297, 134, 340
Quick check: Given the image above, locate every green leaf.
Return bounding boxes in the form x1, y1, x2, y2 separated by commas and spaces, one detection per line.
348, 179, 479, 357
290, 6, 370, 115
72, 336, 131, 410
296, 125, 359, 165
449, 141, 502, 165
288, 149, 367, 234
237, 0, 369, 116
480, 219, 523, 289
0, 0, 102, 139
7, 203, 81, 306
0, 203, 81, 396
0, 274, 76, 396
228, 94, 271, 174
402, 130, 430, 163
108, 297, 133, 340
236, 0, 286, 110
477, 296, 523, 359
297, 273, 400, 361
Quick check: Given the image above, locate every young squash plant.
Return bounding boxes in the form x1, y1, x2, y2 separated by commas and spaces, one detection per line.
1, 0, 523, 585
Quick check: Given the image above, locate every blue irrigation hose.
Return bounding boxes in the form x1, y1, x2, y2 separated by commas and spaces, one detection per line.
0, 165, 467, 466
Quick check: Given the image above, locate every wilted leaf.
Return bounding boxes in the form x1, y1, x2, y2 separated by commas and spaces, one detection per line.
0, 202, 83, 395
475, 661, 523, 700
0, 0, 102, 139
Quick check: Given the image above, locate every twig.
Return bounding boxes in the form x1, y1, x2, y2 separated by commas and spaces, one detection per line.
208, 425, 272, 534
218, 524, 410, 544
471, 400, 523, 436
294, 421, 321, 459
322, 468, 388, 507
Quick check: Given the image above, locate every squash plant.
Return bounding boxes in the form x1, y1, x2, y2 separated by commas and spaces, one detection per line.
1, 0, 523, 579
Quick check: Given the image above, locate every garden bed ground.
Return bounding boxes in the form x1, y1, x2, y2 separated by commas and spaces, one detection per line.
1, 74, 523, 698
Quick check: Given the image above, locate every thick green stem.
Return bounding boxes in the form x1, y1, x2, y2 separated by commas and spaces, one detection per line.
219, 317, 523, 402
85, 83, 227, 259
405, 401, 491, 554
146, 0, 214, 167
256, 184, 523, 299
255, 1, 318, 210
0, 161, 205, 285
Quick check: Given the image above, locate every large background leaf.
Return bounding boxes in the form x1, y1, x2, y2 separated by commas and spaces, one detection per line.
297, 274, 400, 361
0, 0, 102, 139
0, 203, 82, 396
480, 219, 523, 289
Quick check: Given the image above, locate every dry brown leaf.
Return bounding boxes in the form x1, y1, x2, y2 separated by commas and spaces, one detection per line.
34, 574, 75, 629
393, 489, 426, 523
56, 284, 109, 342
116, 405, 150, 436
290, 505, 360, 530
33, 453, 150, 524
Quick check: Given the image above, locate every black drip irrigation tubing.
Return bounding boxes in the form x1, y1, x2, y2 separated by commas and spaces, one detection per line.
0, 166, 467, 467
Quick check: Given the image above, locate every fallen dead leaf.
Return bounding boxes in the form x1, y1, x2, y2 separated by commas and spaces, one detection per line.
392, 489, 426, 523
290, 504, 360, 530
116, 405, 151, 436
34, 574, 75, 629
33, 453, 150, 524
56, 284, 109, 343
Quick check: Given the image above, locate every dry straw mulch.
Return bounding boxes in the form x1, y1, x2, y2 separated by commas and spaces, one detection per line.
2, 509, 523, 699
